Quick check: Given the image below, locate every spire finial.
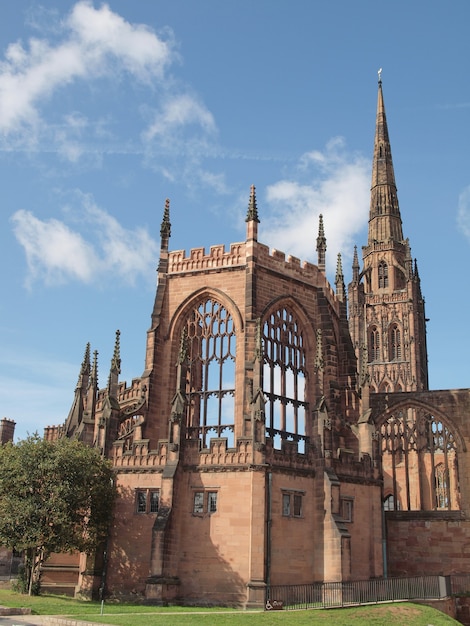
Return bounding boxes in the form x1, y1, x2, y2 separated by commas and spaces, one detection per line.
352, 245, 360, 283
316, 214, 327, 272
90, 349, 99, 387
160, 198, 171, 240
111, 329, 121, 374
335, 252, 344, 282
378, 67, 382, 84
335, 253, 346, 302
81, 342, 91, 374
76, 342, 91, 388
246, 185, 260, 223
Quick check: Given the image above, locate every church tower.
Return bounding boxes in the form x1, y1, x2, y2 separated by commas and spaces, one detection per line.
348, 75, 429, 393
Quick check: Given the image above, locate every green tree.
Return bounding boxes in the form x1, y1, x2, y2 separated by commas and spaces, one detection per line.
0, 435, 116, 594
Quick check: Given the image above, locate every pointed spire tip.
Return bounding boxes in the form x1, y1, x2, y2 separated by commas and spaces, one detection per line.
246, 184, 260, 223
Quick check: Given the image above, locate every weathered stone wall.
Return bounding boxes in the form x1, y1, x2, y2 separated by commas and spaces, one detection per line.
386, 512, 470, 576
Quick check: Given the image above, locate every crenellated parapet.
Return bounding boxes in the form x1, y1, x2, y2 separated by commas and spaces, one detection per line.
43, 424, 64, 442
93, 377, 146, 415
186, 437, 256, 467
330, 453, 381, 483
168, 243, 245, 273
113, 438, 168, 468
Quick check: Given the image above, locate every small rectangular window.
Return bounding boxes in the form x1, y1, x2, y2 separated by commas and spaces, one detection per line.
282, 491, 304, 518
136, 489, 160, 514
193, 491, 204, 514
341, 497, 354, 522
293, 494, 302, 517
136, 491, 147, 513
208, 492, 218, 514
282, 494, 291, 516
149, 491, 159, 513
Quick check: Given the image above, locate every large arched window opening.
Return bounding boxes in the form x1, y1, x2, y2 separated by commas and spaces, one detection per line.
380, 407, 460, 511
262, 306, 308, 453
184, 298, 236, 448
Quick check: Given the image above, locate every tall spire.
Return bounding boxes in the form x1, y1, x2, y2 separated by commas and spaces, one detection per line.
316, 214, 326, 272
368, 73, 404, 245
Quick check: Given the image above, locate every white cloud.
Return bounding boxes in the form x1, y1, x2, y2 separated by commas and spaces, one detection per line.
263, 138, 370, 275
457, 185, 470, 241
11, 195, 159, 288
11, 209, 98, 286
82, 196, 159, 278
0, 1, 174, 138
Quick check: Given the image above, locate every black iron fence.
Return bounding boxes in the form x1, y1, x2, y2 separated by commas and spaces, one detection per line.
266, 575, 454, 611
451, 573, 470, 595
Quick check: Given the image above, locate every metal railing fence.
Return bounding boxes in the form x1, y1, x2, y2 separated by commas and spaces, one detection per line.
266, 575, 453, 611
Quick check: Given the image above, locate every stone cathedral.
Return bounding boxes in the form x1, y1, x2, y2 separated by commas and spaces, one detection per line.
34, 79, 470, 606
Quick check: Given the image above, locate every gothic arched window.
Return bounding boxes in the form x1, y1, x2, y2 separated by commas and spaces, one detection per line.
380, 409, 459, 512
435, 463, 449, 510
383, 494, 398, 511
389, 324, 402, 361
184, 298, 236, 448
263, 307, 308, 453
378, 261, 388, 288
369, 326, 380, 362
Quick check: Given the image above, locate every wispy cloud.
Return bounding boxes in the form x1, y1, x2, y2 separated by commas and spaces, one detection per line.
457, 185, 470, 241
11, 193, 159, 288
436, 102, 470, 110
143, 94, 216, 143
262, 137, 370, 274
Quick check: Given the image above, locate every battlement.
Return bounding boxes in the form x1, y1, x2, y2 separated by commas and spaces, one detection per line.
0, 417, 15, 444
168, 243, 245, 273
44, 424, 64, 442
363, 240, 407, 255
94, 377, 145, 413
254, 242, 338, 309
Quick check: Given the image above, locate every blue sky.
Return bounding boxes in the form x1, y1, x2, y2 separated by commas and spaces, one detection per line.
1, 1, 469, 440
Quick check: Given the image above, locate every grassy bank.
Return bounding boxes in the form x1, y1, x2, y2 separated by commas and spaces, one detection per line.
0, 588, 460, 625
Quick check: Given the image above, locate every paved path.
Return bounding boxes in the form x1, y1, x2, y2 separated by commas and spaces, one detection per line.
0, 616, 104, 626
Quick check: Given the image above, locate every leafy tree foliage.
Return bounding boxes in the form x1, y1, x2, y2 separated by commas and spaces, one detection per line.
0, 435, 116, 594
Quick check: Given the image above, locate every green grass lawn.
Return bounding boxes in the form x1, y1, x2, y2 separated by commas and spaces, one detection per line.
0, 588, 461, 625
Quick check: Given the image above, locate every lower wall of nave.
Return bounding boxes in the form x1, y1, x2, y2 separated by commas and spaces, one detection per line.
386, 512, 470, 577
104, 466, 326, 603
104, 461, 384, 603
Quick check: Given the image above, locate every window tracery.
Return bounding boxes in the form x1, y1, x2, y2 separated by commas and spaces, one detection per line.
262, 306, 308, 453
184, 298, 236, 448
389, 324, 402, 360
378, 261, 388, 288
380, 408, 459, 511
369, 326, 380, 362
117, 415, 142, 450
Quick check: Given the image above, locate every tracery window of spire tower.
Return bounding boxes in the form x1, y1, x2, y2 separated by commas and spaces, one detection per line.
184, 298, 236, 448
378, 261, 388, 288
262, 306, 308, 454
389, 324, 402, 361
369, 327, 380, 362
380, 408, 460, 512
